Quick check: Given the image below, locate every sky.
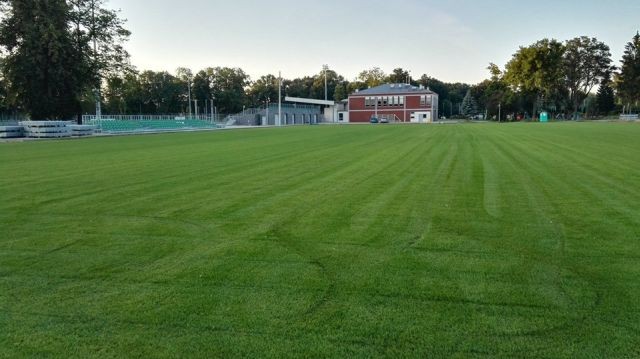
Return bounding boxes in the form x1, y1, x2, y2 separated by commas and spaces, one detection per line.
108, 0, 640, 84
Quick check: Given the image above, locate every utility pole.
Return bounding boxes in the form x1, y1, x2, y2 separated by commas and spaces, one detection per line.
278, 72, 283, 126
323, 64, 329, 101
187, 77, 192, 118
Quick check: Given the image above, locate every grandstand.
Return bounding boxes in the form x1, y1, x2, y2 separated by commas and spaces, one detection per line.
225, 104, 324, 126
82, 115, 223, 133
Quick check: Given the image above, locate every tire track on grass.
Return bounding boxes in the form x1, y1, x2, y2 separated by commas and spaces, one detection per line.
484, 131, 603, 338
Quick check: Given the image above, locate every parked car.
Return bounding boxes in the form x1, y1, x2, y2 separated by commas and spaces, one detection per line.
370, 117, 379, 124
380, 118, 389, 123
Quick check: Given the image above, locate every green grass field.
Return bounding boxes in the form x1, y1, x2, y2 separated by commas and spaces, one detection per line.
1, 123, 639, 357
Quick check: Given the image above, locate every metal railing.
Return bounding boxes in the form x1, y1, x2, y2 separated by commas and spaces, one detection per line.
82, 114, 216, 122
620, 114, 639, 121
0, 113, 29, 125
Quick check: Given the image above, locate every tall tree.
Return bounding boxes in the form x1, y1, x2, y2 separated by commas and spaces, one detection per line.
563, 36, 612, 119
209, 67, 249, 113
596, 70, 616, 115
347, 80, 366, 95
0, 0, 129, 119
175, 67, 193, 113
473, 64, 516, 121
284, 77, 315, 99
0, 0, 84, 119
192, 70, 211, 112
312, 67, 342, 100
504, 39, 566, 118
68, 0, 131, 83
461, 90, 479, 118
248, 75, 279, 107
388, 68, 411, 84
333, 82, 347, 102
357, 67, 387, 88
0, 55, 9, 114
616, 32, 640, 111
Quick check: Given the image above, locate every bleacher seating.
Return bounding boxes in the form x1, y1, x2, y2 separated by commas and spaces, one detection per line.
89, 120, 219, 133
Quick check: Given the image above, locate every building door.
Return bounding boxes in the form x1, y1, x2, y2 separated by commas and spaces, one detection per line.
413, 112, 431, 123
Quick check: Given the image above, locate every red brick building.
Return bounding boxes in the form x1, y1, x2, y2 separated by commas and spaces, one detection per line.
345, 84, 439, 123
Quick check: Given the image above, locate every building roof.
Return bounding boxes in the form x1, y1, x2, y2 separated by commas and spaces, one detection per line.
285, 96, 335, 106
350, 83, 437, 97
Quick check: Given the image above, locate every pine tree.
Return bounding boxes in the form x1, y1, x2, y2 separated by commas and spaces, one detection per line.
617, 32, 640, 110
333, 83, 347, 102
461, 90, 479, 118
597, 71, 616, 115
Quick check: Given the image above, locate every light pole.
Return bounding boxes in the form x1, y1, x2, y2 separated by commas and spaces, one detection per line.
265, 97, 270, 126
187, 76, 192, 118
323, 64, 329, 101
278, 71, 282, 126
211, 96, 218, 123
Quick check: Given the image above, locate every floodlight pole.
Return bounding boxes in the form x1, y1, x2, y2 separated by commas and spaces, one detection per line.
278, 71, 282, 127
187, 77, 192, 118
323, 64, 329, 102
211, 95, 215, 122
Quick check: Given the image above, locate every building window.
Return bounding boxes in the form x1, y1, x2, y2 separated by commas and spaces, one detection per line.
390, 96, 396, 106
383, 97, 388, 107
420, 95, 426, 106
399, 96, 405, 106
426, 95, 432, 106
377, 97, 382, 107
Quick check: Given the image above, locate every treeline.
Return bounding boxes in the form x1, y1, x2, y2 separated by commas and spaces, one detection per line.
485, 34, 640, 120
91, 66, 473, 116
0, 0, 638, 120
94, 31, 640, 120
